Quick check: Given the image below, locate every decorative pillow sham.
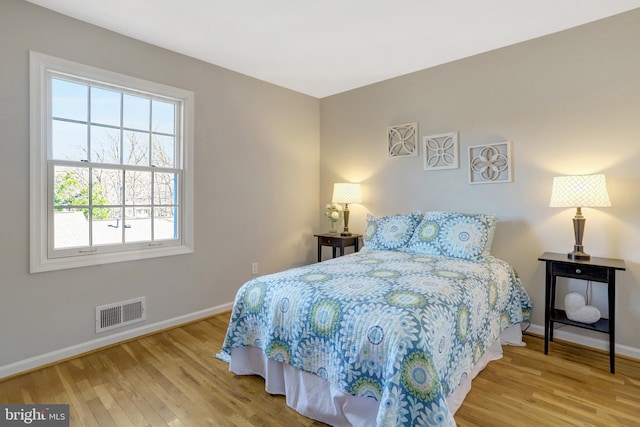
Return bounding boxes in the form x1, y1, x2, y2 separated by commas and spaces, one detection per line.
363, 211, 422, 251
404, 211, 497, 260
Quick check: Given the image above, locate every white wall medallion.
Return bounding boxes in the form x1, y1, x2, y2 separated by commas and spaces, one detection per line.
387, 122, 418, 157
468, 141, 512, 184
422, 132, 459, 170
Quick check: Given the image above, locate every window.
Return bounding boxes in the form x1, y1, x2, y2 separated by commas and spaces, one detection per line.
30, 52, 194, 272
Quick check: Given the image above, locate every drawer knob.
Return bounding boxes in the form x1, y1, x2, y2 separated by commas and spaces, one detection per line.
575, 268, 582, 274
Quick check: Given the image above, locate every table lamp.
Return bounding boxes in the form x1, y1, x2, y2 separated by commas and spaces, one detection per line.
332, 183, 362, 236
549, 174, 611, 260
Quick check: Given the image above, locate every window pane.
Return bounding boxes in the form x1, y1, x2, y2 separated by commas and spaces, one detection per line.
123, 130, 150, 166
125, 208, 151, 243
91, 125, 120, 164
54, 208, 89, 249
92, 168, 122, 206
124, 170, 151, 205
123, 94, 150, 130
52, 120, 87, 161
154, 172, 177, 205
54, 166, 89, 208
152, 100, 175, 134
152, 135, 175, 167
154, 207, 177, 240
91, 87, 121, 126
52, 78, 87, 121
92, 208, 123, 246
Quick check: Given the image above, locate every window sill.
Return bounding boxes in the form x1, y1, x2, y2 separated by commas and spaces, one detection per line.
30, 245, 193, 273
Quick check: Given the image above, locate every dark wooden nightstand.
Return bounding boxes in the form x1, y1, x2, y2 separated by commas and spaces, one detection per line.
314, 233, 362, 262
538, 252, 626, 373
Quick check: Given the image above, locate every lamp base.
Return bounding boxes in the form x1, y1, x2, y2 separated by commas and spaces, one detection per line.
568, 246, 590, 260
341, 204, 352, 237
568, 210, 590, 260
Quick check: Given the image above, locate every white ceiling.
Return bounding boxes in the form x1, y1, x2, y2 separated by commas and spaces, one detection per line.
26, 0, 640, 98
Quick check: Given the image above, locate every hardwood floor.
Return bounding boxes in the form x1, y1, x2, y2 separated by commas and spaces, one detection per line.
1, 313, 639, 426
456, 332, 640, 426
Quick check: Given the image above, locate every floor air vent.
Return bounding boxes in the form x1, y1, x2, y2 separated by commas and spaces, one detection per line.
96, 297, 146, 333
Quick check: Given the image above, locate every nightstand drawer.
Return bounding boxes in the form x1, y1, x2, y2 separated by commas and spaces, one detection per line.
552, 263, 608, 282
318, 236, 341, 247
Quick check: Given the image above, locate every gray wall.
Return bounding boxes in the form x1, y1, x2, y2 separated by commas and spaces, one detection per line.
0, 0, 319, 372
320, 10, 640, 350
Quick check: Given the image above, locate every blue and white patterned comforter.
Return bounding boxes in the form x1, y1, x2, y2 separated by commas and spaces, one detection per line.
218, 249, 532, 426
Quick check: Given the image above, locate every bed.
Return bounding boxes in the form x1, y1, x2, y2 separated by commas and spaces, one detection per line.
217, 212, 532, 426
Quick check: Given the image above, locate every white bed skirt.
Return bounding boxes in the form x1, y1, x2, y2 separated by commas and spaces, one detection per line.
229, 324, 525, 426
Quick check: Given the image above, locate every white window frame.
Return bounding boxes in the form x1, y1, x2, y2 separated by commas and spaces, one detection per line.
30, 51, 194, 273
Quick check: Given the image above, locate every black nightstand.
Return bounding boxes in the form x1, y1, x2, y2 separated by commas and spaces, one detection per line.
538, 252, 626, 373
314, 233, 362, 262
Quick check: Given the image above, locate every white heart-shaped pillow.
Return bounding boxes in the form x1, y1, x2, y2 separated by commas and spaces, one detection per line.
564, 292, 601, 324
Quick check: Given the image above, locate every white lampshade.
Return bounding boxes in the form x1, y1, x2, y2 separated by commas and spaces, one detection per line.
332, 183, 362, 204
549, 174, 611, 208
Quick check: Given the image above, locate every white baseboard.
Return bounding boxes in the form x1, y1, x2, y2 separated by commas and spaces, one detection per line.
527, 323, 640, 360
0, 302, 233, 380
